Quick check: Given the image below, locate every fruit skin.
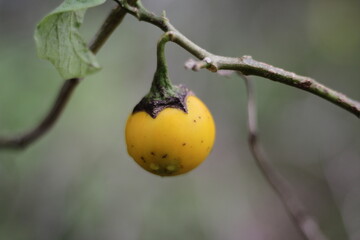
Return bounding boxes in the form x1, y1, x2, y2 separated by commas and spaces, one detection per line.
125, 95, 215, 176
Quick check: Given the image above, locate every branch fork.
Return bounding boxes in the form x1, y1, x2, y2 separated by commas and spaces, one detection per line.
184, 57, 215, 72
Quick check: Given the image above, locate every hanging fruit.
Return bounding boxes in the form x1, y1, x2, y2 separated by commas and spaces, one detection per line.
125, 34, 216, 176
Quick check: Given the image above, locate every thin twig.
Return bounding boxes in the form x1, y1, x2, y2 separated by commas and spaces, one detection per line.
89, 3, 132, 54
240, 72, 329, 240
0, 78, 79, 149
117, 0, 360, 118
0, 3, 133, 149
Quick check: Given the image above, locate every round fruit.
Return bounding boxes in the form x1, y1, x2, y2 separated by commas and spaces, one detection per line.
125, 94, 215, 176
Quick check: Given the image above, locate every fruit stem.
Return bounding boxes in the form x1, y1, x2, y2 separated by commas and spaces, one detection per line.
148, 32, 177, 99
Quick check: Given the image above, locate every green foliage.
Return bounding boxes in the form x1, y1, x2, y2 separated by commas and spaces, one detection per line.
34, 0, 106, 79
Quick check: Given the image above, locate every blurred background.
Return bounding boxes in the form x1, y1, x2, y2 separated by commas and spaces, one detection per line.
0, 0, 359, 239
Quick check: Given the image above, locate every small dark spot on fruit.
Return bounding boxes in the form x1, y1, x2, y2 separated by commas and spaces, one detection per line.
207, 147, 210, 151
198, 116, 201, 119
162, 154, 168, 158
131, 145, 134, 148
193, 119, 197, 123
201, 140, 204, 143
141, 156, 146, 162
151, 152, 155, 156
182, 143, 186, 146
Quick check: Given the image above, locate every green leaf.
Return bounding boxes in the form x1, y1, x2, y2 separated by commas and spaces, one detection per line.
34, 0, 107, 79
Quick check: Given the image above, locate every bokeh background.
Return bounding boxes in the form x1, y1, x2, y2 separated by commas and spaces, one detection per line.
0, 0, 359, 239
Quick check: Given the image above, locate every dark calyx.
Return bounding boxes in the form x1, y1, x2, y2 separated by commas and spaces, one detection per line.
133, 85, 192, 118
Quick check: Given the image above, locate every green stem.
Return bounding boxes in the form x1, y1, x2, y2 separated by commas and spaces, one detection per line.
148, 33, 176, 99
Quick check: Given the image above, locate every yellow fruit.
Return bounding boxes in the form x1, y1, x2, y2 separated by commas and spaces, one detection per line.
125, 95, 215, 176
